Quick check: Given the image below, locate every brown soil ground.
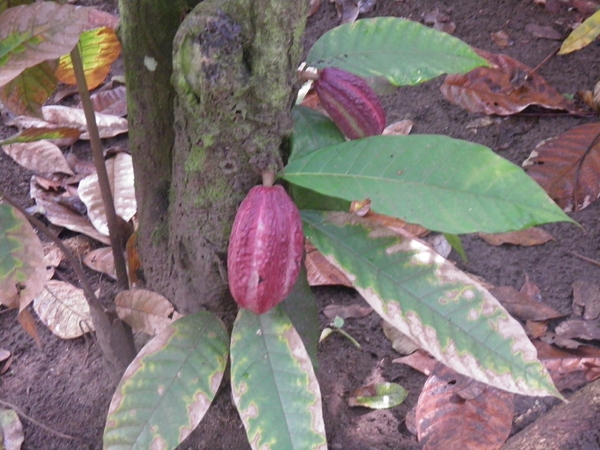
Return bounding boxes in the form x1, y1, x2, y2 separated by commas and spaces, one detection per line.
2, 1, 600, 449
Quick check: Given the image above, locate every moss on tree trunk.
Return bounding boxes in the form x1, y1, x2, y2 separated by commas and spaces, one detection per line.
120, 0, 307, 313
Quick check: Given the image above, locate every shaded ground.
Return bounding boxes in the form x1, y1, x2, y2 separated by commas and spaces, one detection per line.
2, 0, 600, 449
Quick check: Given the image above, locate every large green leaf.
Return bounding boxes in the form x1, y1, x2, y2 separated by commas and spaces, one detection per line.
230, 307, 326, 450
302, 210, 561, 398
0, 202, 45, 311
103, 312, 229, 450
283, 135, 574, 234
0, 2, 90, 86
306, 17, 489, 86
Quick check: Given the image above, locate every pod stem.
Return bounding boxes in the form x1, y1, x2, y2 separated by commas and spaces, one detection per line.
262, 170, 276, 187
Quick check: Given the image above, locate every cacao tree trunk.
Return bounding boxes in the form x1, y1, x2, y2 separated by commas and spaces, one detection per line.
119, 0, 308, 313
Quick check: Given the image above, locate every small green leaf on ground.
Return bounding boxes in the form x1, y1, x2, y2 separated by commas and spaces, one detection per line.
348, 382, 408, 409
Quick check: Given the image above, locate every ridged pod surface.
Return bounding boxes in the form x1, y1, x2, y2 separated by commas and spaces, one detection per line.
227, 185, 304, 314
314, 67, 386, 140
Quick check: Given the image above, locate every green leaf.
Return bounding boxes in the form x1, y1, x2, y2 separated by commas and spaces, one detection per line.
281, 266, 320, 369
348, 382, 408, 409
0, 202, 45, 311
290, 105, 345, 162
231, 307, 326, 450
443, 233, 467, 263
306, 17, 489, 86
302, 210, 561, 398
0, 2, 90, 86
283, 135, 574, 234
103, 312, 229, 450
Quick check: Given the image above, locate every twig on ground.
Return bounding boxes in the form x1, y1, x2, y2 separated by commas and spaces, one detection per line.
0, 399, 83, 442
566, 250, 600, 268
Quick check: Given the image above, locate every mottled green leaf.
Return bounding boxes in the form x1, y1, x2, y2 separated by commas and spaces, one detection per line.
0, 126, 81, 146
307, 17, 489, 86
0, 2, 90, 86
283, 135, 574, 234
231, 307, 326, 450
0, 202, 45, 311
0, 60, 57, 117
103, 312, 229, 450
302, 210, 561, 398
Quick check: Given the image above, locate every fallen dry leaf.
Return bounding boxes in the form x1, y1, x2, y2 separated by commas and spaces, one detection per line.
383, 119, 414, 136
525, 23, 563, 40
79, 85, 127, 117
84, 247, 116, 279
383, 321, 421, 355
534, 340, 600, 391
2, 141, 75, 176
393, 350, 438, 375
572, 279, 600, 319
523, 122, 600, 212
490, 30, 514, 48
305, 240, 353, 287
478, 227, 554, 246
115, 289, 174, 336
416, 364, 514, 450
422, 7, 456, 34
490, 286, 565, 321
323, 303, 372, 320
555, 319, 600, 341
33, 280, 94, 339
441, 49, 575, 115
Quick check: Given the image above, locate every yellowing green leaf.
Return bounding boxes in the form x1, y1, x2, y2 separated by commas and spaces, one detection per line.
56, 27, 121, 90
559, 10, 600, 55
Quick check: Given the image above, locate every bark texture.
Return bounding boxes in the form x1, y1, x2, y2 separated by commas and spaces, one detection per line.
120, 0, 307, 313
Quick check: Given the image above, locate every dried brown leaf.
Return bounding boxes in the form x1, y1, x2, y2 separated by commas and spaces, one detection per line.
490, 286, 565, 321
555, 319, 600, 341
84, 247, 116, 279
115, 289, 174, 336
393, 350, 438, 375
383, 321, 421, 355
534, 340, 600, 391
33, 280, 94, 339
382, 119, 413, 136
523, 122, 600, 212
305, 240, 353, 287
2, 141, 74, 175
572, 279, 600, 319
525, 23, 564, 40
416, 364, 514, 449
478, 227, 554, 246
323, 303, 372, 319
490, 30, 514, 48
441, 49, 575, 115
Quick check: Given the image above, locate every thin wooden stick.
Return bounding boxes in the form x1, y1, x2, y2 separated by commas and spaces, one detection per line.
70, 46, 129, 289
565, 250, 600, 269
0, 399, 83, 442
